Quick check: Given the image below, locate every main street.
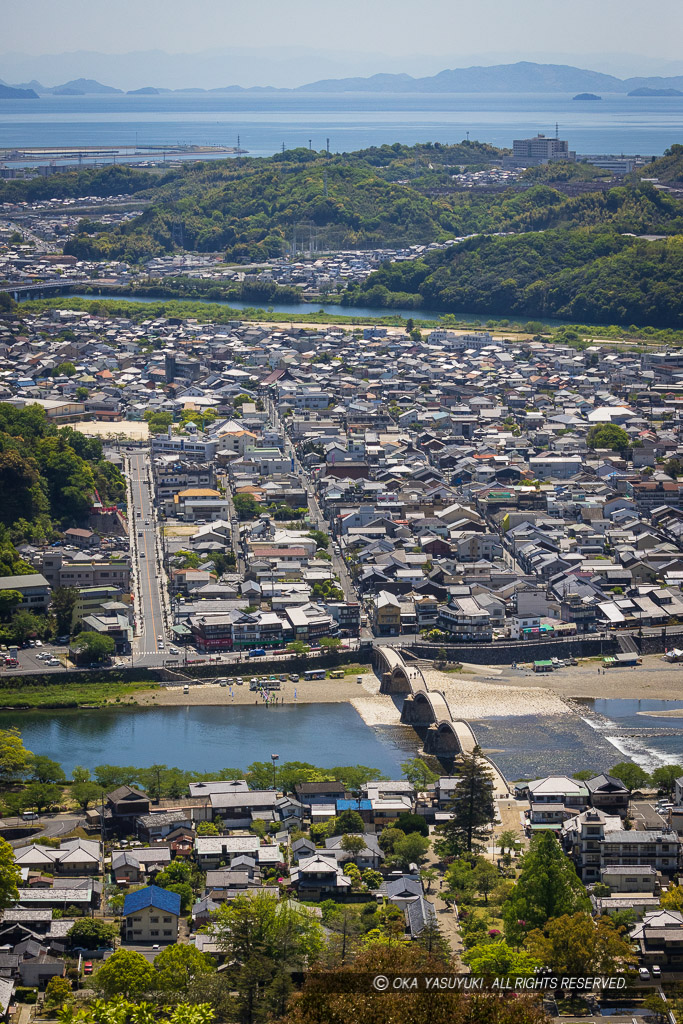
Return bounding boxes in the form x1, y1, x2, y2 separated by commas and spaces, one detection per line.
128, 450, 168, 667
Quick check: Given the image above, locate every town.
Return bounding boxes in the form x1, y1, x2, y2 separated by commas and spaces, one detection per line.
0, 291, 681, 1017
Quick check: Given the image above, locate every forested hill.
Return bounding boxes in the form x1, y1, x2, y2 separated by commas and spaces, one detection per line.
49, 145, 683, 265
0, 403, 125, 576
343, 229, 683, 328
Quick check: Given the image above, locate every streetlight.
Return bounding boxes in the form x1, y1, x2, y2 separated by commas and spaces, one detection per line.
271, 753, 279, 791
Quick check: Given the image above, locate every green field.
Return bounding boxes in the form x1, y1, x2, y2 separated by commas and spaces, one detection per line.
0, 679, 157, 709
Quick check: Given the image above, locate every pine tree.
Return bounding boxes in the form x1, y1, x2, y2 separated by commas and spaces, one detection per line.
502, 831, 590, 945
436, 745, 495, 855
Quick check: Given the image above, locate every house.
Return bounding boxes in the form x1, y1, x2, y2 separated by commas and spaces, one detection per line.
106, 786, 150, 829
290, 854, 351, 900
586, 774, 629, 816
122, 886, 181, 944
19, 953, 64, 989
631, 910, 683, 969
137, 811, 193, 843
600, 865, 658, 894
371, 590, 401, 636
194, 836, 261, 869
324, 833, 383, 870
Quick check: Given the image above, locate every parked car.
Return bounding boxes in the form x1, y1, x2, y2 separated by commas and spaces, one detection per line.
651, 965, 661, 978
638, 967, 650, 980
83, 961, 93, 976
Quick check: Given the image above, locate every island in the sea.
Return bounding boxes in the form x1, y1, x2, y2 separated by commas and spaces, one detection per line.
572, 92, 601, 100
628, 86, 683, 96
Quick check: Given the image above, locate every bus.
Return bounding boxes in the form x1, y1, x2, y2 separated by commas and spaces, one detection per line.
304, 668, 326, 681
329, 669, 344, 678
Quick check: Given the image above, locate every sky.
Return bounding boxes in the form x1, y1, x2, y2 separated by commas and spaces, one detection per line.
3, 0, 683, 88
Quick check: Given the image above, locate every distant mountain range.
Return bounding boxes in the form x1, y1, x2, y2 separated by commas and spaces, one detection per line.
4, 62, 683, 97
0, 77, 122, 97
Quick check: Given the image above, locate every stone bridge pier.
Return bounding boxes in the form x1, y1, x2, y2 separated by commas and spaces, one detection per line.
423, 723, 462, 757
401, 694, 433, 726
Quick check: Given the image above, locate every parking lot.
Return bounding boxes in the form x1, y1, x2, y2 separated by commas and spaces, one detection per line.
630, 798, 672, 830
1, 643, 68, 675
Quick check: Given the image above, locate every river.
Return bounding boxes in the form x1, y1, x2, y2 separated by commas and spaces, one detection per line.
69, 293, 589, 330
0, 703, 418, 777
4, 697, 683, 781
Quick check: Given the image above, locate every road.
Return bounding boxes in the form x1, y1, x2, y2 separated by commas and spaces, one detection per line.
128, 451, 167, 667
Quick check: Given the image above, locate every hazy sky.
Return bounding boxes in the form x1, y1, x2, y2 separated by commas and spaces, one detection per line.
4, 0, 683, 61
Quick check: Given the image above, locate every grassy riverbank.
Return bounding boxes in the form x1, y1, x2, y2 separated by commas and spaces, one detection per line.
0, 679, 158, 710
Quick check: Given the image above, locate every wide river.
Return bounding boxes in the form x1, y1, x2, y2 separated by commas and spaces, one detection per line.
4, 697, 683, 781
0, 703, 418, 777
70, 293, 594, 330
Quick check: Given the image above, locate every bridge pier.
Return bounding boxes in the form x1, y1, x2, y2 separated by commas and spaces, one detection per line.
424, 723, 461, 757
401, 695, 432, 726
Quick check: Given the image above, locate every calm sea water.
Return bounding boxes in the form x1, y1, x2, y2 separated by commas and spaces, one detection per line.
1, 92, 682, 158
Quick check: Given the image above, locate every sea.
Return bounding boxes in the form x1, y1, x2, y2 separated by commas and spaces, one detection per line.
1, 91, 683, 160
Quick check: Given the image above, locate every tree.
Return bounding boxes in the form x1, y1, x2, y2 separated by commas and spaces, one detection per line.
395, 812, 430, 837
71, 781, 103, 812
0, 728, 32, 783
0, 590, 22, 621
67, 918, 118, 949
337, 834, 365, 860
71, 631, 115, 664
211, 892, 323, 1023
401, 757, 439, 810
525, 912, 637, 976
51, 586, 78, 635
10, 610, 48, 644
328, 810, 365, 836
72, 766, 90, 784
232, 493, 264, 520
286, 640, 310, 656
660, 884, 683, 911
93, 949, 155, 998
44, 976, 72, 1009
378, 827, 405, 855
153, 943, 215, 993
586, 423, 631, 451
54, 362, 77, 377
651, 764, 682, 796
436, 746, 495, 855
421, 868, 439, 894
610, 761, 650, 797
21, 782, 62, 813
362, 868, 383, 890
463, 940, 540, 976
197, 821, 220, 836
0, 839, 20, 912
30, 755, 66, 785
473, 860, 500, 905
497, 829, 521, 856
502, 832, 590, 944
392, 831, 430, 870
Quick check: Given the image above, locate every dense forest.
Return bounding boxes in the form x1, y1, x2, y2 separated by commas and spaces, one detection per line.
0, 403, 125, 575
344, 228, 683, 327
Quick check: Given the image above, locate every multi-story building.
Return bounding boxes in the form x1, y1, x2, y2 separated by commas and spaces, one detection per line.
0, 573, 50, 613
437, 596, 492, 642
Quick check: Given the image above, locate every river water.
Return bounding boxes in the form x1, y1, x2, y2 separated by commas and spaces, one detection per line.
0, 703, 417, 778
3, 697, 683, 782
68, 293, 591, 330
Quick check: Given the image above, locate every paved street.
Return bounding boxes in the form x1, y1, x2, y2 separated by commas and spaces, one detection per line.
128, 450, 168, 667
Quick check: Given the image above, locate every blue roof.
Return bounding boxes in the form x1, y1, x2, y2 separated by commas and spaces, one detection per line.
336, 799, 372, 811
123, 885, 181, 917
